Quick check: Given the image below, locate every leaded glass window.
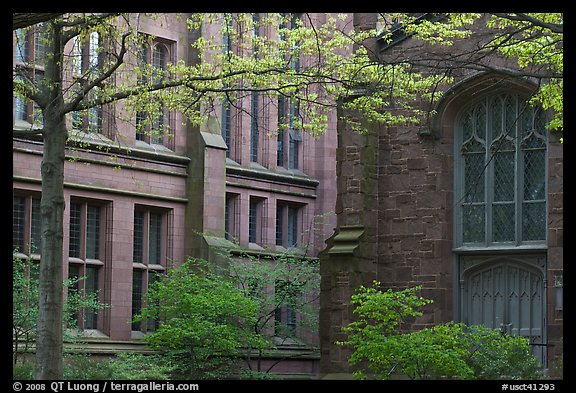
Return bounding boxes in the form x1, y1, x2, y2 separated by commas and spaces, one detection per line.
456, 92, 547, 247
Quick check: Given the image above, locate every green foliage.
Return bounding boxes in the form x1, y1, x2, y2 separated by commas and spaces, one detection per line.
12, 252, 109, 363
63, 276, 110, 341
14, 353, 176, 380
338, 282, 543, 380
465, 325, 542, 380
12, 254, 40, 364
133, 257, 264, 379
343, 281, 432, 337
12, 361, 35, 380
227, 251, 320, 344
63, 353, 176, 380
15, 13, 561, 143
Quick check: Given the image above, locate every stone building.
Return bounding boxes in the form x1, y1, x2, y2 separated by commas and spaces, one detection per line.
12, 13, 340, 377
319, 13, 563, 377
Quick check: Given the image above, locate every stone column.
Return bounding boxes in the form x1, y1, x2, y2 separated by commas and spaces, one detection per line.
318, 96, 379, 378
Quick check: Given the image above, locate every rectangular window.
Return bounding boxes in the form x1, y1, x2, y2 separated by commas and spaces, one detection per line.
68, 263, 100, 330
250, 13, 261, 163
133, 210, 144, 263
131, 270, 143, 331
149, 212, 162, 265
86, 205, 101, 260
277, 96, 286, 167
84, 265, 99, 329
250, 91, 260, 163
13, 26, 46, 127
67, 198, 107, 331
276, 201, 302, 248
287, 206, 299, 247
13, 196, 26, 252
288, 130, 301, 170
221, 98, 232, 158
249, 198, 259, 243
132, 206, 171, 333
277, 95, 301, 170
146, 271, 160, 332
274, 279, 299, 338
68, 201, 102, 260
274, 305, 297, 337
249, 197, 265, 245
275, 203, 284, 246
225, 193, 239, 242
69, 202, 82, 258
13, 193, 42, 255
68, 264, 81, 327
133, 208, 168, 266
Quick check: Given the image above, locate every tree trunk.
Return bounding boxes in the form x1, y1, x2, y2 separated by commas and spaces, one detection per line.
35, 121, 67, 380
34, 21, 67, 380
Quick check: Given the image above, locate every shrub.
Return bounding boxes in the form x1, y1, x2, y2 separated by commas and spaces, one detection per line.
338, 281, 543, 380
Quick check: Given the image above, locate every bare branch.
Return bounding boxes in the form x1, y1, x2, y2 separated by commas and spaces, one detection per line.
64, 31, 132, 114
491, 13, 563, 34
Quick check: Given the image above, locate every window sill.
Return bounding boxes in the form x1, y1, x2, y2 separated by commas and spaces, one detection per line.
453, 244, 547, 254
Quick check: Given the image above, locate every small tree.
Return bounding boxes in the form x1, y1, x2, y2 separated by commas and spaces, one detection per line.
13, 253, 40, 365
338, 281, 542, 380
227, 251, 320, 375
13, 252, 108, 365
133, 257, 265, 379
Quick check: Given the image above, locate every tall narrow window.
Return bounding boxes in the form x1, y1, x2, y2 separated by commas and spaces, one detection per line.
250, 91, 260, 163
276, 14, 302, 170
276, 201, 302, 248
277, 95, 286, 167
250, 13, 261, 163
69, 31, 104, 134
249, 197, 265, 245
135, 36, 174, 149
132, 206, 171, 333
274, 280, 300, 338
68, 201, 102, 260
13, 193, 42, 255
456, 92, 547, 247
67, 199, 107, 331
225, 193, 239, 242
13, 24, 47, 127
221, 98, 232, 158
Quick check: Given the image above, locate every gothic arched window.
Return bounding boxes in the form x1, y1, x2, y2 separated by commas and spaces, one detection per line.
455, 92, 547, 247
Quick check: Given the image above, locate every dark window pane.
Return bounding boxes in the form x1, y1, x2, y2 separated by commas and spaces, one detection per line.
149, 212, 162, 265
131, 270, 143, 331
69, 203, 81, 258
288, 206, 298, 246
249, 199, 258, 243
492, 203, 515, 242
276, 204, 284, 246
133, 211, 144, 263
13, 196, 25, 251
84, 266, 99, 329
522, 202, 546, 241
86, 205, 100, 259
463, 204, 485, 244
250, 92, 259, 162
31, 198, 42, 254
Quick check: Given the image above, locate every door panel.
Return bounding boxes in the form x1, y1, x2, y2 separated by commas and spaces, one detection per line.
462, 258, 545, 364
